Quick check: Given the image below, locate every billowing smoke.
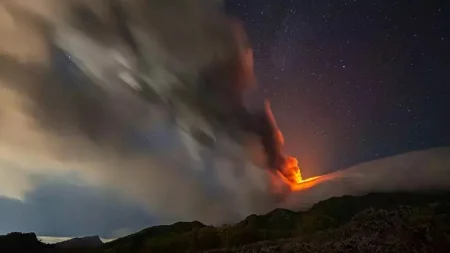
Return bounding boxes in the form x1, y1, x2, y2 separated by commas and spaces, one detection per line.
0, 0, 290, 226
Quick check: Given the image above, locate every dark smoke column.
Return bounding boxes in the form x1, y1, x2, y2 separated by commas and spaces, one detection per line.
238, 100, 286, 172
216, 19, 287, 173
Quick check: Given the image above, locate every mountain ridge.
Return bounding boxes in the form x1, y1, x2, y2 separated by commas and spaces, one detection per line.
2, 190, 450, 252
55, 235, 103, 248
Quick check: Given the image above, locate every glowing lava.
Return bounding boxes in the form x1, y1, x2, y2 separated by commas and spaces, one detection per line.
276, 156, 324, 191
279, 156, 303, 184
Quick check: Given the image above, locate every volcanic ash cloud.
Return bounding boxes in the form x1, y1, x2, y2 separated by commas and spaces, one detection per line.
0, 0, 286, 226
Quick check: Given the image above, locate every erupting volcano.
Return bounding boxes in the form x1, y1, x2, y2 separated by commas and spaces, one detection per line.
275, 156, 325, 192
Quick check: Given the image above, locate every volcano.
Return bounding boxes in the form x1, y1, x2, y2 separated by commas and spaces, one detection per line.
273, 155, 330, 193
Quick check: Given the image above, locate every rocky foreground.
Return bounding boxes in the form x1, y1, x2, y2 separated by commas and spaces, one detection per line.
212, 206, 450, 253
2, 191, 450, 252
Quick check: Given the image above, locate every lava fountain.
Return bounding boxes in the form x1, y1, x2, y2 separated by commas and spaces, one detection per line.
275, 156, 326, 192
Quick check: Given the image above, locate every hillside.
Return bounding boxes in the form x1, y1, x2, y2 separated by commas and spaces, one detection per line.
55, 236, 103, 248
0, 232, 50, 253
2, 191, 450, 252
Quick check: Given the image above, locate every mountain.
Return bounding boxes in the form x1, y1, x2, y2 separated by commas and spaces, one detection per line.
102, 221, 209, 252
55, 235, 103, 248
215, 205, 450, 253
0, 232, 49, 253
1, 191, 450, 252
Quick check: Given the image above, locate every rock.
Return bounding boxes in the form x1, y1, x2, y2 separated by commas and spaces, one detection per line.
216, 206, 450, 253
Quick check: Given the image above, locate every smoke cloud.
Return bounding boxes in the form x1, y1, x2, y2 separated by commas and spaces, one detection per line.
0, 0, 288, 226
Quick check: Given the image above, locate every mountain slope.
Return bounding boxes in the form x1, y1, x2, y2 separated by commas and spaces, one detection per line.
98, 191, 450, 252
2, 191, 450, 252
55, 235, 103, 248
0, 232, 50, 253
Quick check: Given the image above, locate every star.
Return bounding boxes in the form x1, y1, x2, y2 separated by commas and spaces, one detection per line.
226, 0, 450, 174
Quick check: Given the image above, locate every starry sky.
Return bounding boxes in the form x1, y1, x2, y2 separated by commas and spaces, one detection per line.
225, 0, 450, 177
2, 0, 450, 240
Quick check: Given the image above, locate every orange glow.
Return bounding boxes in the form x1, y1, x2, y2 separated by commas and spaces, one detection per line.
275, 156, 326, 192
280, 156, 303, 184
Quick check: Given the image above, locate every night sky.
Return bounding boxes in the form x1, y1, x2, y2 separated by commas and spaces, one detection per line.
225, 0, 449, 177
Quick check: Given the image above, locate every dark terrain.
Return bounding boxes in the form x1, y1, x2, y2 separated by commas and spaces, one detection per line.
2, 191, 450, 252
55, 236, 103, 249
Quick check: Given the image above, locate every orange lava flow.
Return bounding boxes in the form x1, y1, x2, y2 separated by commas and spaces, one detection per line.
276, 156, 324, 191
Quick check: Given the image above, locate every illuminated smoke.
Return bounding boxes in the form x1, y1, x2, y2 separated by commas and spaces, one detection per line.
0, 0, 289, 225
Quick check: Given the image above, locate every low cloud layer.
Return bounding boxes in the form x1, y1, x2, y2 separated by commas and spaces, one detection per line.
283, 147, 450, 211
1, 147, 450, 238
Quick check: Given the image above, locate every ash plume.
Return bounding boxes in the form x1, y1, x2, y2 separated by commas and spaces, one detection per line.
0, 0, 289, 225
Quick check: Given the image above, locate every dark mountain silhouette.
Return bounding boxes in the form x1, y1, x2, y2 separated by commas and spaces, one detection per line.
2, 191, 450, 252
55, 235, 103, 248
0, 232, 50, 253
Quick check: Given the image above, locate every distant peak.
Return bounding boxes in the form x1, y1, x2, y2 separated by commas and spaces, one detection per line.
55, 235, 103, 248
